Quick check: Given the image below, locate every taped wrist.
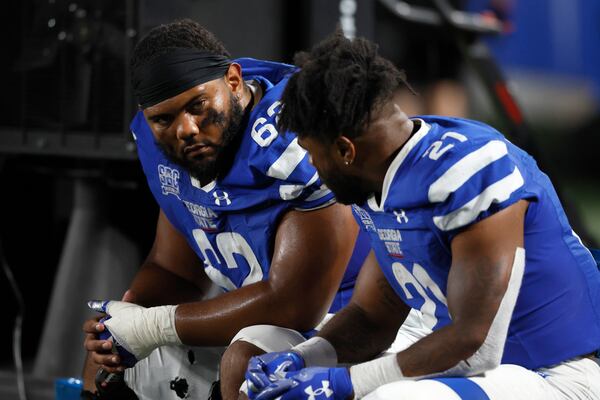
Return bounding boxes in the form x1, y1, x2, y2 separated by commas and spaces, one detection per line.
349, 355, 405, 399
105, 304, 181, 360
147, 305, 181, 347
291, 336, 338, 367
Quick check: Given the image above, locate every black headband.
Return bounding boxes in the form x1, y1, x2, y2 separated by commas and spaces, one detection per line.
133, 48, 232, 109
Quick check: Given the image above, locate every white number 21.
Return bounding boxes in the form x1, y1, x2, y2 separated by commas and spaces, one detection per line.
391, 262, 448, 329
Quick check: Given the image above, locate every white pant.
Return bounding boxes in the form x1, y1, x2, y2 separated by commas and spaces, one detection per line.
124, 345, 224, 400
234, 311, 600, 400
125, 309, 430, 399
363, 357, 600, 400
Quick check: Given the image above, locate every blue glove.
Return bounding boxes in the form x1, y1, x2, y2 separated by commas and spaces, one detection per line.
254, 367, 354, 400
88, 300, 138, 368
246, 351, 305, 397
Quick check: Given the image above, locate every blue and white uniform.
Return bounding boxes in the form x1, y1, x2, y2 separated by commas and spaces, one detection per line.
125, 59, 368, 400
131, 58, 365, 314
353, 116, 600, 399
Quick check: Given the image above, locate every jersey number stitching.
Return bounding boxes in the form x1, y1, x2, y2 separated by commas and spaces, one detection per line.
251, 101, 282, 147
391, 262, 448, 329
422, 131, 468, 161
192, 229, 264, 291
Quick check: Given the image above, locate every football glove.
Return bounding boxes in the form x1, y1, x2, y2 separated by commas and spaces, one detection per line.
246, 351, 305, 397
252, 367, 353, 400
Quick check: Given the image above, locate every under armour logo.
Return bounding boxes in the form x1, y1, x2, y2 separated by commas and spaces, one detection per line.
304, 381, 333, 400
213, 191, 231, 206
394, 209, 408, 224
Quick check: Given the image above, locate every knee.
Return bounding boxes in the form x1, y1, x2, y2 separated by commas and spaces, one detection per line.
224, 325, 285, 369
221, 339, 265, 372
219, 340, 265, 400
230, 325, 306, 353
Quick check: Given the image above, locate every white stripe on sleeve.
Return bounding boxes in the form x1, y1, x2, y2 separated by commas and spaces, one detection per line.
294, 197, 336, 212
304, 185, 332, 202
305, 172, 319, 187
428, 140, 508, 203
279, 184, 304, 200
267, 138, 307, 180
278, 172, 321, 201
433, 166, 524, 231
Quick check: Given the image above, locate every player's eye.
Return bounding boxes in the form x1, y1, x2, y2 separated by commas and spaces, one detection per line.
152, 115, 172, 127
189, 100, 206, 113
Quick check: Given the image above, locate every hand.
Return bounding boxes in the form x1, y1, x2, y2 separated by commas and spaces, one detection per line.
253, 367, 353, 400
87, 301, 142, 368
82, 291, 137, 382
82, 315, 126, 373
87, 300, 181, 364
245, 352, 305, 397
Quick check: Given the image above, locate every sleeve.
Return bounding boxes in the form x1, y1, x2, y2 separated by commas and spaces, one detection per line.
129, 111, 145, 143
351, 205, 374, 233
130, 112, 189, 235
251, 131, 336, 211
427, 138, 533, 240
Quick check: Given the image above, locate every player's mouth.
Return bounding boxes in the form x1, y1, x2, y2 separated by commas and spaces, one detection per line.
184, 143, 216, 159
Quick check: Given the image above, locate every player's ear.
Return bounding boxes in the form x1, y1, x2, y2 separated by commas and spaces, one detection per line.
335, 136, 356, 166
224, 62, 243, 95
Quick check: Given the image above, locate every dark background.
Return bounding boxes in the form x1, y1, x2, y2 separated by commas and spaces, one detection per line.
0, 0, 598, 382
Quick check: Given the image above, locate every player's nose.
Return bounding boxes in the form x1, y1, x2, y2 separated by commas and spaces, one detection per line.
175, 113, 200, 142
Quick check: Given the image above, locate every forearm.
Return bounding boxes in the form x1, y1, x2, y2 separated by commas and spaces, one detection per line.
175, 206, 358, 347
128, 261, 209, 307
175, 280, 326, 347
344, 321, 488, 399
396, 322, 485, 377
318, 303, 398, 364
396, 248, 527, 377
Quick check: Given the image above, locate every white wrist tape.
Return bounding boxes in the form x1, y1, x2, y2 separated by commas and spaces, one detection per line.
103, 301, 182, 360
349, 355, 405, 399
292, 336, 338, 367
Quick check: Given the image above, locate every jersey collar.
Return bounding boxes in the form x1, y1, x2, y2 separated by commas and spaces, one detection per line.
190, 176, 216, 192
367, 118, 431, 212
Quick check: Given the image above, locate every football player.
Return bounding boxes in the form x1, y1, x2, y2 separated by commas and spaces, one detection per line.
80, 19, 377, 400
244, 30, 600, 399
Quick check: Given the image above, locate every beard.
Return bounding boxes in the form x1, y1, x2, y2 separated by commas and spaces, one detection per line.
157, 93, 245, 184
320, 169, 371, 206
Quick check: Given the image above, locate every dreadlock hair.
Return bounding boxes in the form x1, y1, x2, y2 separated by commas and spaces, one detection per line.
278, 29, 413, 143
131, 19, 230, 84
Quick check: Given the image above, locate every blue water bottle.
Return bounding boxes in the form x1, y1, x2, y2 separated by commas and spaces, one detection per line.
55, 377, 82, 400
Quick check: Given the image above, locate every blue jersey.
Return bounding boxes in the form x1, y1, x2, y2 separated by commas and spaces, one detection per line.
352, 116, 600, 369
131, 58, 366, 315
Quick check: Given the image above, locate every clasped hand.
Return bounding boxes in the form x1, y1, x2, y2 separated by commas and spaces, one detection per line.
245, 352, 353, 400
